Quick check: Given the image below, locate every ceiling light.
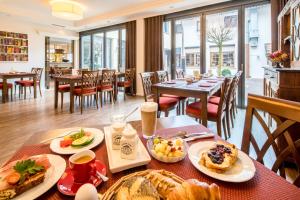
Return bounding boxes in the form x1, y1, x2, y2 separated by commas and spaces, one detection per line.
50, 0, 84, 21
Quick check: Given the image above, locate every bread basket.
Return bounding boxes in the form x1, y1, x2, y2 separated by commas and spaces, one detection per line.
101, 169, 184, 200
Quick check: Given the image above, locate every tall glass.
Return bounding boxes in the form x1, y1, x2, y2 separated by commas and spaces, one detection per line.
141, 102, 158, 139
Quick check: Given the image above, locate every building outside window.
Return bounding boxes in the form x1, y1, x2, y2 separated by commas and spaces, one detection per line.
81, 35, 91, 68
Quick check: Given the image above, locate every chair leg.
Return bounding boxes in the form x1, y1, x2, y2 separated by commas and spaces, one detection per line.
80, 96, 83, 114
95, 94, 98, 109
10, 88, 13, 100
230, 107, 234, 128
158, 111, 161, 118
61, 92, 64, 109
222, 118, 228, 140
39, 84, 42, 97
100, 92, 103, 107
216, 120, 222, 138
24, 87, 26, 99
226, 109, 231, 138
165, 110, 169, 117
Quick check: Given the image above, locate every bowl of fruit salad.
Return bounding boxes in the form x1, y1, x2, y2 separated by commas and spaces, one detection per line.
147, 136, 188, 163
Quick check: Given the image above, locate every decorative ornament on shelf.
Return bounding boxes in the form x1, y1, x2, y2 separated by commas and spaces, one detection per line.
268, 50, 289, 68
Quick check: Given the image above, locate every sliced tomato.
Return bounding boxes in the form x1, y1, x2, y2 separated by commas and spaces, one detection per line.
34, 156, 51, 169
6, 172, 20, 185
60, 138, 73, 148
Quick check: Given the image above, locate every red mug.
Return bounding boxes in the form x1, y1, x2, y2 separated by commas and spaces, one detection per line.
69, 150, 96, 183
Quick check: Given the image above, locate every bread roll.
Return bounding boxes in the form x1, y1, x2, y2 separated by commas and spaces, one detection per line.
166, 179, 221, 200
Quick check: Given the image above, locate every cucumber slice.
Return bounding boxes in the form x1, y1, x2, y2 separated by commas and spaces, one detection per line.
71, 135, 94, 147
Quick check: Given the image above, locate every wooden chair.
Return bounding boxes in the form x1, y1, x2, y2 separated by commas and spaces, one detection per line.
74, 70, 99, 114
241, 94, 300, 187
186, 78, 231, 139
117, 68, 135, 100
0, 82, 13, 100
176, 69, 185, 79
156, 70, 186, 115
53, 68, 72, 109
209, 71, 243, 137
15, 67, 43, 99
98, 69, 115, 107
140, 72, 179, 117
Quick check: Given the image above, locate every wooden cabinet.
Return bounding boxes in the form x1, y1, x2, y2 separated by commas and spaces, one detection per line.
264, 66, 300, 102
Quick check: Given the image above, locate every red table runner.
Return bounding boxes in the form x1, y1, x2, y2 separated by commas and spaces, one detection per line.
6, 125, 300, 200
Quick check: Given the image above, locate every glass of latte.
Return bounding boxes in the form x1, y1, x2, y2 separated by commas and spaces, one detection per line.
141, 102, 158, 139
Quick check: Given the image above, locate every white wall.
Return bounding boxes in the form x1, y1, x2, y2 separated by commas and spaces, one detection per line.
0, 16, 79, 89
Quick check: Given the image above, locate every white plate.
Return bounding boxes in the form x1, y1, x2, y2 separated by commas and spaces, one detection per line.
188, 141, 256, 182
50, 128, 104, 155
15, 154, 66, 200
104, 126, 151, 173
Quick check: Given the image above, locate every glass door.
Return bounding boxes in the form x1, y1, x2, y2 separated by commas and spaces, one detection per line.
205, 10, 239, 77
81, 35, 91, 69
93, 33, 104, 69
174, 16, 201, 76
106, 30, 119, 70
244, 4, 271, 105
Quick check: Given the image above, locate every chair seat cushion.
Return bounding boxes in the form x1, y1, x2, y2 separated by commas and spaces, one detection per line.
117, 81, 131, 87
159, 97, 179, 110
58, 84, 70, 92
97, 85, 113, 91
162, 94, 187, 100
186, 101, 218, 119
74, 88, 96, 95
208, 96, 220, 105
17, 80, 40, 86
0, 83, 13, 89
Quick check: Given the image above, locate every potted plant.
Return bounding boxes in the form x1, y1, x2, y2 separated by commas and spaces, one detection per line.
268, 50, 289, 68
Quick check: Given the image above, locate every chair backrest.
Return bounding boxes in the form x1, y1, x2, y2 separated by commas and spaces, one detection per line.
242, 94, 300, 187
227, 74, 239, 105
125, 68, 135, 82
217, 78, 232, 117
156, 71, 169, 83
101, 69, 115, 86
176, 69, 185, 79
140, 72, 155, 102
31, 68, 43, 82
81, 70, 99, 89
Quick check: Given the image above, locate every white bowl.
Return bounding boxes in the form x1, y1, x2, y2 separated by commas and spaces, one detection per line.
146, 138, 188, 163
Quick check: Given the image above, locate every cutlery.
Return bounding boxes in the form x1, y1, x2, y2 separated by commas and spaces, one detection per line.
176, 131, 208, 138
40, 130, 79, 144
96, 171, 109, 182
183, 133, 215, 142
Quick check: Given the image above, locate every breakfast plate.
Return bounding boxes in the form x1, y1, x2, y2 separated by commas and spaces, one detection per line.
10, 154, 66, 200
188, 141, 256, 182
50, 128, 104, 155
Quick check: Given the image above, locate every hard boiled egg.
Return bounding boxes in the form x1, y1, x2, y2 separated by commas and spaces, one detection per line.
75, 183, 99, 200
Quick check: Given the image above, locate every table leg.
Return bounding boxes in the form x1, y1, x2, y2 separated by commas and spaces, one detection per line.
70, 82, 75, 113
54, 80, 59, 109
200, 93, 208, 127
2, 79, 7, 103
155, 88, 160, 118
33, 77, 37, 99
114, 75, 118, 101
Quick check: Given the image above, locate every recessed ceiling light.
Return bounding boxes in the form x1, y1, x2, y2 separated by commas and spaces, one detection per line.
50, 0, 84, 21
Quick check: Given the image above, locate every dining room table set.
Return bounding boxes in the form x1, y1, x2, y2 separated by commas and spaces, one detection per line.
0, 103, 299, 200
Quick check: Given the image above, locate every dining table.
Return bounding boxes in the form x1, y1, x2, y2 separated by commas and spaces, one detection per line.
0, 72, 37, 103
152, 78, 223, 127
53, 72, 125, 113
4, 115, 300, 199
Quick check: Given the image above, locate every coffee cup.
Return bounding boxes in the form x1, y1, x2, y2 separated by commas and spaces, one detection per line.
69, 150, 96, 183
141, 102, 158, 139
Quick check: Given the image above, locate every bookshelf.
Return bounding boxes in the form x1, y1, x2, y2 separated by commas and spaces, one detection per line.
0, 31, 28, 62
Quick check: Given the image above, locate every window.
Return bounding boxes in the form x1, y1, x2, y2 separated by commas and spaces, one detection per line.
93, 33, 104, 69
210, 51, 234, 68
81, 35, 91, 68
163, 21, 171, 74
80, 26, 126, 71
186, 53, 195, 66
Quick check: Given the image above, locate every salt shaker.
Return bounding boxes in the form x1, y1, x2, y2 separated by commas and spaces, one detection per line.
120, 126, 138, 160
111, 115, 126, 150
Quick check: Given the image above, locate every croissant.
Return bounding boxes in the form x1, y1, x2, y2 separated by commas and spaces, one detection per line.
166, 179, 221, 200
145, 171, 181, 197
